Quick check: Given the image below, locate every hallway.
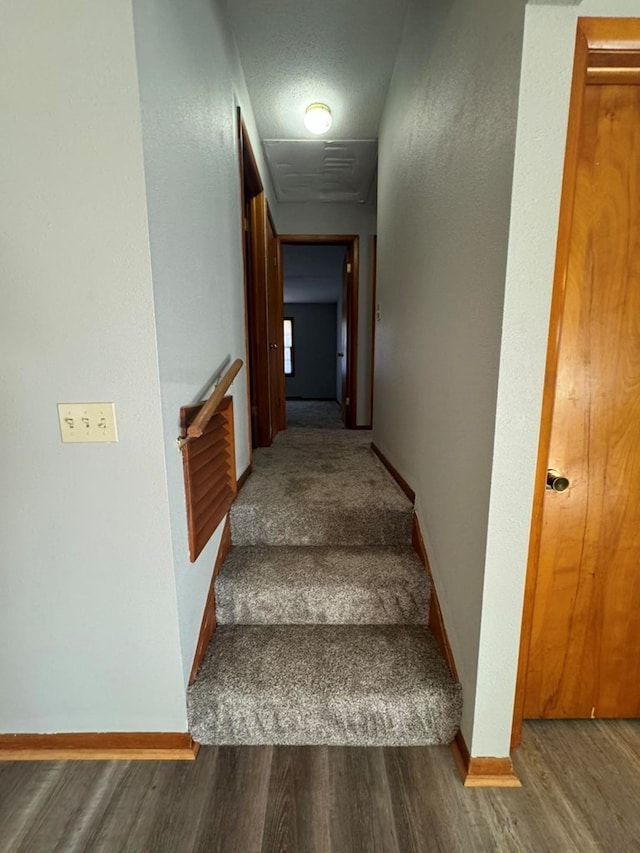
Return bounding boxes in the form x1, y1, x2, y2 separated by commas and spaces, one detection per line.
284, 400, 344, 430
4, 0, 639, 783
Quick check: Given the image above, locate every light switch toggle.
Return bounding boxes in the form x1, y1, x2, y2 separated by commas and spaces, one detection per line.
58, 403, 118, 443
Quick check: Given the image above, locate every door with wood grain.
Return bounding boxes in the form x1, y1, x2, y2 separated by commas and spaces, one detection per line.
266, 209, 285, 437
339, 244, 358, 428
339, 250, 349, 425
523, 36, 640, 719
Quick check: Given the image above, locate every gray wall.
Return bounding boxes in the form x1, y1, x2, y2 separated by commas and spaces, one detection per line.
476, 0, 640, 757
133, 0, 273, 684
0, 0, 186, 733
373, 0, 526, 755
0, 0, 274, 734
285, 304, 338, 399
373, 0, 640, 760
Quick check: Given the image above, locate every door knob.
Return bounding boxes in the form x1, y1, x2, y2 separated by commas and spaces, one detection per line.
270, 343, 278, 349
338, 352, 344, 357
546, 469, 570, 492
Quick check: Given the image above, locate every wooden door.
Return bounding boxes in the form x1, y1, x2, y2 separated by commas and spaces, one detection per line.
339, 244, 358, 428
339, 250, 349, 424
239, 113, 272, 448
245, 192, 272, 447
522, 23, 640, 721
266, 209, 285, 436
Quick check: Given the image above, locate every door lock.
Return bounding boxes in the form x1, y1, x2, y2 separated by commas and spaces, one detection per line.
546, 469, 570, 492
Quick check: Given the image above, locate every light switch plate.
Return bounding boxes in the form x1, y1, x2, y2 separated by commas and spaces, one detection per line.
58, 402, 118, 443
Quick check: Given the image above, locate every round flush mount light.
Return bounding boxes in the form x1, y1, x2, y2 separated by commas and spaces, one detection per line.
304, 102, 332, 135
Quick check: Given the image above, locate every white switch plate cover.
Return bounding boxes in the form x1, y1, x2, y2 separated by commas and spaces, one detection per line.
58, 402, 118, 443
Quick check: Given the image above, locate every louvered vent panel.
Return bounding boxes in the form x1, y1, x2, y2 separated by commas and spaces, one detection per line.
180, 396, 237, 562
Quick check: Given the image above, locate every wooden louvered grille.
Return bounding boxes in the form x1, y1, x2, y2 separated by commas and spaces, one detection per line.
180, 395, 236, 563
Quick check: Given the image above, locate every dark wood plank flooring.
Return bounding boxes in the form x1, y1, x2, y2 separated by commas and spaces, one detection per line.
1, 720, 639, 852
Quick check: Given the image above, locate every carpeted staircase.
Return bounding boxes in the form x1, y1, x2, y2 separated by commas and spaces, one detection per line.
188, 403, 462, 746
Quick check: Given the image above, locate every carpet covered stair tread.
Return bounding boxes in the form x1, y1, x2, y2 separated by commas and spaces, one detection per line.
188, 406, 463, 748
188, 625, 462, 746
215, 545, 430, 625
230, 429, 413, 547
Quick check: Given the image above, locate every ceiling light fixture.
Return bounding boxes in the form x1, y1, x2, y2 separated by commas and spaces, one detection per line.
304, 102, 332, 135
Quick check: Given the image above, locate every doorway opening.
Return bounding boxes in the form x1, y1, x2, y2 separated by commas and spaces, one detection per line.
238, 111, 285, 449
278, 235, 359, 429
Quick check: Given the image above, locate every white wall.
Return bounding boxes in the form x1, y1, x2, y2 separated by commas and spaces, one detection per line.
132, 0, 273, 683
275, 203, 377, 426
0, 2, 186, 732
474, 0, 640, 757
373, 0, 526, 753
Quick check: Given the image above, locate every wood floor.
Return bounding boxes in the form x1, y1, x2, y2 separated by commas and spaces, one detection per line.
1, 720, 639, 852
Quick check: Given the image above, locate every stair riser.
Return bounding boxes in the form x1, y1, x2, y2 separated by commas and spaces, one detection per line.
190, 698, 461, 747
188, 625, 463, 747
230, 508, 413, 547
216, 591, 430, 625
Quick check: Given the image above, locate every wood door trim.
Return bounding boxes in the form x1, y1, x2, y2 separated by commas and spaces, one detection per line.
584, 18, 640, 85
248, 193, 271, 446
238, 113, 279, 450
370, 235, 377, 427
348, 239, 359, 431
512, 18, 640, 748
578, 17, 640, 53
239, 115, 263, 198
278, 234, 359, 429
587, 68, 640, 84
0, 733, 199, 761
266, 204, 285, 436
238, 110, 257, 459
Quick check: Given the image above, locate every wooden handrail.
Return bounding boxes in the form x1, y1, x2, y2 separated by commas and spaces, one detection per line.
186, 358, 243, 439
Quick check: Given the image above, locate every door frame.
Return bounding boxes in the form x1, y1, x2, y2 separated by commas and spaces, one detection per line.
512, 18, 640, 748
267, 206, 286, 436
278, 234, 359, 429
369, 235, 377, 428
238, 110, 273, 448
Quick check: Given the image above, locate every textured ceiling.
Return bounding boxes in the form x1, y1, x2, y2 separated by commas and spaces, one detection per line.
283, 244, 346, 303
264, 140, 377, 203
225, 0, 409, 202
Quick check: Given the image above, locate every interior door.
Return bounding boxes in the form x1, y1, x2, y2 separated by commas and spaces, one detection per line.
524, 79, 640, 719
339, 252, 348, 424
245, 191, 271, 447
239, 113, 272, 449
266, 209, 285, 437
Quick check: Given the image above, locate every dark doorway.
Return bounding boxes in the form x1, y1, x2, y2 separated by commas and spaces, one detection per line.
278, 235, 359, 429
